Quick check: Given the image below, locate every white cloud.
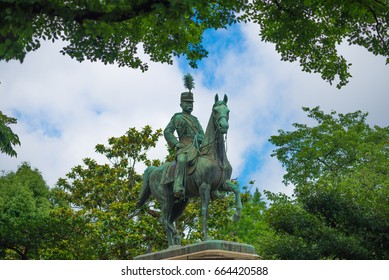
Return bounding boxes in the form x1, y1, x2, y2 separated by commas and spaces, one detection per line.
1, 41, 185, 185
234, 23, 389, 193
1, 24, 388, 198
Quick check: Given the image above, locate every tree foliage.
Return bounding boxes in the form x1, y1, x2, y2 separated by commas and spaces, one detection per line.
0, 111, 20, 157
217, 182, 271, 252
0, 163, 51, 259
270, 106, 388, 188
0, 0, 240, 70
52, 126, 166, 259
1, 1, 388, 88
246, 0, 389, 88
263, 107, 389, 259
174, 180, 270, 254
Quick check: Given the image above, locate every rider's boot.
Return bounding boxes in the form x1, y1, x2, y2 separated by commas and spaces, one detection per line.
173, 155, 186, 198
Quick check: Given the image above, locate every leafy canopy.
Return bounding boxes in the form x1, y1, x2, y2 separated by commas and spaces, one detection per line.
1, 0, 241, 70
0, 163, 51, 259
53, 126, 165, 259
0, 111, 21, 157
246, 0, 389, 88
270, 106, 388, 187
1, 0, 388, 88
263, 107, 389, 259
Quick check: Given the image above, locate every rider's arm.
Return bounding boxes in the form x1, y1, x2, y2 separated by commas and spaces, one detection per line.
194, 118, 205, 145
164, 115, 180, 148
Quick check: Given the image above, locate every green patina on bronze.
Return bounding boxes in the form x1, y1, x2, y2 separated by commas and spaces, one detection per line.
136, 75, 242, 248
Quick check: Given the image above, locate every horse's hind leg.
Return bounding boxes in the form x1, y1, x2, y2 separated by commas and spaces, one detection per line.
171, 198, 190, 222
158, 185, 175, 247
170, 198, 190, 245
160, 206, 174, 247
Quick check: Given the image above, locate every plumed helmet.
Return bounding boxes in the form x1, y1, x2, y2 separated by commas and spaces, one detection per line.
180, 91, 194, 102
181, 73, 195, 102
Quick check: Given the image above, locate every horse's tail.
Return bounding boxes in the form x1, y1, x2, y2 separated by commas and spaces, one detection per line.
136, 166, 156, 209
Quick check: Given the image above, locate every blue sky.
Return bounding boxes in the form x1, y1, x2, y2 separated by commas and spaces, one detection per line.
177, 25, 272, 186
178, 24, 246, 89
1, 22, 389, 197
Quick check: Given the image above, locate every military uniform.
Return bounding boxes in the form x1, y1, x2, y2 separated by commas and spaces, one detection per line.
164, 112, 204, 153
164, 91, 204, 197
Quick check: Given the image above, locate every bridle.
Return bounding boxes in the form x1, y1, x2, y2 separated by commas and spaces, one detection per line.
197, 103, 229, 154
213, 104, 229, 138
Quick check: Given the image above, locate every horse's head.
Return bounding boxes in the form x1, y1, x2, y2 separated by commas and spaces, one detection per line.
213, 94, 230, 134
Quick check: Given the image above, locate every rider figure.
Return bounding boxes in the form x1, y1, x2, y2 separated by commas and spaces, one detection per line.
164, 91, 204, 198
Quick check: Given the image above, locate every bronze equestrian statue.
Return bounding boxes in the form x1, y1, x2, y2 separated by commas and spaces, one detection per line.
137, 76, 241, 247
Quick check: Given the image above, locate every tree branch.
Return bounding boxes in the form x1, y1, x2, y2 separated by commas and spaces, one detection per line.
366, 5, 389, 52
5, 0, 172, 24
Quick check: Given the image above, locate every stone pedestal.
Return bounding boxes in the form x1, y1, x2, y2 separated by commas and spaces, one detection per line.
134, 240, 260, 260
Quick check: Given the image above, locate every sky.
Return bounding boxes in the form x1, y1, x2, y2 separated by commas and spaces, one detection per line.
1, 22, 388, 197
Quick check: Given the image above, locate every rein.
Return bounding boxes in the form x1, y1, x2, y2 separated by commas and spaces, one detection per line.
197, 114, 228, 160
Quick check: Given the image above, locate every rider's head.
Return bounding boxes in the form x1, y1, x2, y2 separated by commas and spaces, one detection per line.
180, 92, 193, 114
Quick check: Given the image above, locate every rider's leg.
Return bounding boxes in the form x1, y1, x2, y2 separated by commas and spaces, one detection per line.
173, 153, 186, 197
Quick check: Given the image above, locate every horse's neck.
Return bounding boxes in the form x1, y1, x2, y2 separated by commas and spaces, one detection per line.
203, 114, 226, 163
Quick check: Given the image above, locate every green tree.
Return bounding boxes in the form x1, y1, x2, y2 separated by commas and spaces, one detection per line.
1, 1, 388, 88
263, 107, 389, 259
1, 0, 239, 70
173, 179, 270, 257
0, 111, 20, 157
53, 126, 166, 259
174, 194, 238, 244
246, 0, 389, 88
0, 163, 51, 259
216, 182, 271, 253
235, 187, 270, 251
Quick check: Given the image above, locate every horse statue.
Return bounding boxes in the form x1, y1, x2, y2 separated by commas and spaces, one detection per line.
136, 94, 242, 247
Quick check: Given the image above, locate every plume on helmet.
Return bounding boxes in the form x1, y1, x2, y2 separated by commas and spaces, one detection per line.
183, 73, 195, 92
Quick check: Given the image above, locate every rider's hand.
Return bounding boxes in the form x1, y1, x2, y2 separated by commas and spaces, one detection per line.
196, 134, 204, 146
175, 143, 185, 149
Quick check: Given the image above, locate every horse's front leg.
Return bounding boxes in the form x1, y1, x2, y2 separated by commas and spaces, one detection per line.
199, 183, 211, 241
223, 180, 242, 221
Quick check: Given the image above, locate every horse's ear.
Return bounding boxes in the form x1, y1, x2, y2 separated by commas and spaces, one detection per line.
214, 94, 219, 103
223, 94, 228, 104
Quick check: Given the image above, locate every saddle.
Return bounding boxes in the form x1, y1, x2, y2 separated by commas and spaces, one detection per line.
162, 146, 199, 185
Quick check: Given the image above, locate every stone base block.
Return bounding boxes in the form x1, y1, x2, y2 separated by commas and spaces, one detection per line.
134, 240, 260, 260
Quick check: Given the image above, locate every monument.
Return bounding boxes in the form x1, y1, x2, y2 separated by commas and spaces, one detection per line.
135, 74, 258, 260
